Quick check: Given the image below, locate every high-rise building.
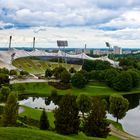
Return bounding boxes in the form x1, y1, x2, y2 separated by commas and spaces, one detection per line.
113, 46, 122, 54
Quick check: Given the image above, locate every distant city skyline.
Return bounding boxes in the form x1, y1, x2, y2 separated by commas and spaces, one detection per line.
0, 0, 140, 48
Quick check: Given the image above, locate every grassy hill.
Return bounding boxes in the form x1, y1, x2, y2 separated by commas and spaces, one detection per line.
0, 127, 121, 140
12, 58, 81, 74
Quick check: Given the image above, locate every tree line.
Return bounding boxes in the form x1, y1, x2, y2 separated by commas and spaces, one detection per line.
45, 59, 140, 92
0, 92, 129, 138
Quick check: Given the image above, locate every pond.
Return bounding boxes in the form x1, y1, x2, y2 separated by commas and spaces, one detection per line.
19, 93, 140, 137
19, 97, 58, 111
107, 93, 140, 137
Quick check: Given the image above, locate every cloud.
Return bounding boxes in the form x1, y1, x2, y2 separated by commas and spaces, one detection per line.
1, 0, 140, 46
0, 0, 132, 28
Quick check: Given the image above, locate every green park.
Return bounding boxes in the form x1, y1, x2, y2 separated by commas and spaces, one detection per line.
0, 56, 140, 140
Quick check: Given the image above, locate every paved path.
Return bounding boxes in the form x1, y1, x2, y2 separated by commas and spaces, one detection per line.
110, 124, 140, 140
10, 79, 60, 84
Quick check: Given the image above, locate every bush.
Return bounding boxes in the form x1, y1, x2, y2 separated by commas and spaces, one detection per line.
71, 73, 86, 88
18, 116, 40, 127
113, 72, 133, 91
9, 70, 17, 76
48, 82, 71, 90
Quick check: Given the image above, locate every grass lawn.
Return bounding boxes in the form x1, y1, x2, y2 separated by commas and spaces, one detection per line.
12, 81, 140, 97
0, 127, 121, 140
17, 106, 119, 140
20, 106, 55, 128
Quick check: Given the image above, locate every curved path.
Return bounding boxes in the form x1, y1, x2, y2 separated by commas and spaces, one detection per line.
110, 124, 140, 140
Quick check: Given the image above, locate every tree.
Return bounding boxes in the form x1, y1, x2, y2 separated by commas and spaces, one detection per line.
104, 69, 119, 87
127, 69, 140, 88
71, 73, 86, 88
20, 70, 29, 76
77, 94, 91, 119
60, 70, 71, 83
82, 60, 111, 71
84, 97, 110, 138
78, 70, 89, 84
69, 67, 76, 73
0, 86, 10, 101
2, 93, 18, 126
82, 60, 95, 72
53, 66, 66, 79
54, 94, 79, 135
119, 58, 135, 68
0, 68, 9, 74
109, 95, 129, 123
113, 72, 132, 91
9, 70, 17, 76
45, 68, 52, 78
40, 109, 49, 130
0, 73, 9, 86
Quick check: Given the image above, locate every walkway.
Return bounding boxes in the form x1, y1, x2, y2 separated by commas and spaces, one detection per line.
110, 124, 140, 140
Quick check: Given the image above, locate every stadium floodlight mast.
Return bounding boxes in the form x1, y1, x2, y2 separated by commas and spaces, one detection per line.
9, 36, 12, 50
33, 37, 36, 51
105, 42, 112, 57
57, 40, 68, 65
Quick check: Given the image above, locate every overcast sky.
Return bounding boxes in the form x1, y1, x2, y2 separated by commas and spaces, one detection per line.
0, 0, 140, 48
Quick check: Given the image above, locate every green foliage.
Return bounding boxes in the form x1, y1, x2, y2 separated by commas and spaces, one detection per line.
105, 69, 119, 87
89, 70, 106, 81
77, 94, 91, 118
2, 93, 18, 126
60, 70, 71, 83
18, 115, 40, 127
0, 105, 4, 115
20, 70, 29, 76
9, 70, 17, 76
0, 68, 9, 74
82, 60, 95, 72
127, 69, 140, 88
69, 67, 76, 73
53, 66, 66, 79
45, 68, 52, 78
0, 73, 9, 86
0, 86, 10, 101
109, 95, 129, 123
40, 109, 50, 130
54, 94, 79, 135
71, 73, 86, 88
82, 60, 111, 72
113, 72, 133, 91
119, 58, 136, 68
78, 70, 89, 83
84, 97, 110, 138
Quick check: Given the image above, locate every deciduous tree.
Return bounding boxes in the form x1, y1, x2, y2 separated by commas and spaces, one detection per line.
109, 95, 129, 123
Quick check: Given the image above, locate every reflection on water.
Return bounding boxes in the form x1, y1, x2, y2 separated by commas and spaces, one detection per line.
19, 93, 140, 137
19, 97, 58, 111
107, 93, 140, 137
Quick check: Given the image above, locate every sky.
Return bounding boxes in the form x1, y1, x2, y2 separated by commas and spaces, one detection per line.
0, 0, 140, 48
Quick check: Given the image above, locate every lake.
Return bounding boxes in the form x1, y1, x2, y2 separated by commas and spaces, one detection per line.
19, 93, 140, 137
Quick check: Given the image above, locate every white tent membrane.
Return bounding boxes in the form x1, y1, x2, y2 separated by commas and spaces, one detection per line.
0, 49, 119, 69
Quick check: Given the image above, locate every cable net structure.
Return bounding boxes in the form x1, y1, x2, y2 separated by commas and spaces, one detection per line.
0, 49, 119, 70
